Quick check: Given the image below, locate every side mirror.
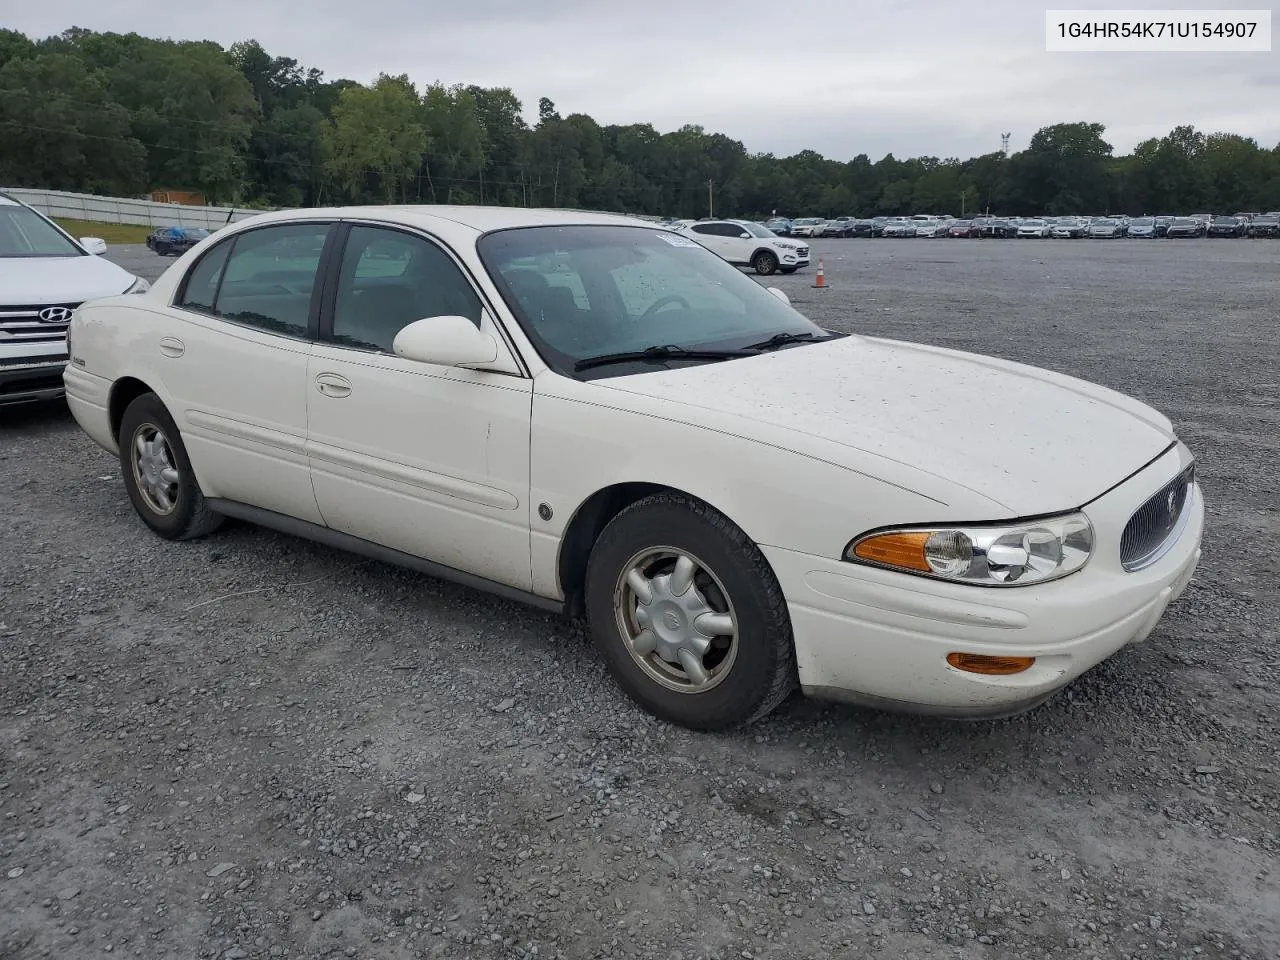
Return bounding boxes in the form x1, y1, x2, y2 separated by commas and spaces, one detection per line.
766, 287, 790, 305
392, 315, 498, 368
739, 232, 752, 239
81, 237, 108, 255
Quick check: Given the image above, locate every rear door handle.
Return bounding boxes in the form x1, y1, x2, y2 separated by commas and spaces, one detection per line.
159, 337, 185, 358
315, 372, 351, 398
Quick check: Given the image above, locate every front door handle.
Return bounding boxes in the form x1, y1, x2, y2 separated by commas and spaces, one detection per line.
315, 372, 351, 398
159, 337, 185, 358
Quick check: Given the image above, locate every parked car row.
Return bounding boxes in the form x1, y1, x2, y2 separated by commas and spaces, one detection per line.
758, 212, 1280, 239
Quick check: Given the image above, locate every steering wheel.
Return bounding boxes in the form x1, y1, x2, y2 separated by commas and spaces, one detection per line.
639, 294, 691, 322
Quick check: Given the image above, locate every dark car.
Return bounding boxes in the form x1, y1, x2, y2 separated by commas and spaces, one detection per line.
1165, 218, 1204, 239
947, 219, 979, 237
1207, 216, 1246, 238
1247, 213, 1279, 237
1153, 216, 1174, 238
850, 218, 876, 237
146, 225, 211, 256
763, 218, 793, 236
981, 218, 1015, 238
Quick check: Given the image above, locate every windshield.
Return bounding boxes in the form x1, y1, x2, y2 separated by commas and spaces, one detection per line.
477, 225, 826, 379
1172, 219, 1195, 226
1022, 220, 1045, 226
795, 218, 823, 225
742, 222, 777, 238
1130, 218, 1154, 225
0, 206, 84, 258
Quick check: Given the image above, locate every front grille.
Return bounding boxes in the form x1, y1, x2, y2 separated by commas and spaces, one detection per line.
1120, 464, 1195, 571
796, 246, 809, 256
0, 302, 80, 344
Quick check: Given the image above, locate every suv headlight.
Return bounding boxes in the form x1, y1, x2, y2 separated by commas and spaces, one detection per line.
125, 277, 150, 294
845, 512, 1094, 586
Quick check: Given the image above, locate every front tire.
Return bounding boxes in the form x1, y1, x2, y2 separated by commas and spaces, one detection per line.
118, 393, 224, 541
752, 251, 779, 275
584, 493, 797, 731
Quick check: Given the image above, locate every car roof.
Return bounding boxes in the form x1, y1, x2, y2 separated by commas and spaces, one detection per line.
250, 204, 649, 235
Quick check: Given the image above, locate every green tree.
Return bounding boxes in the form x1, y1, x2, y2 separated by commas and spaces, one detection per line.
324, 74, 426, 203
0, 52, 145, 194
1010, 122, 1113, 214
107, 38, 258, 201
422, 84, 487, 203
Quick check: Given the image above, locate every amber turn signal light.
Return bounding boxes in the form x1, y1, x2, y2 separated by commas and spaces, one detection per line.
945, 652, 1035, 675
851, 531, 932, 572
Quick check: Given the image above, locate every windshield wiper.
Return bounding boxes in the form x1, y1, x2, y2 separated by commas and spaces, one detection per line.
573, 344, 752, 372
743, 331, 841, 352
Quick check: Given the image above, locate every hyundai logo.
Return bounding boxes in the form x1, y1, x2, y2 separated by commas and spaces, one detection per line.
37, 306, 73, 323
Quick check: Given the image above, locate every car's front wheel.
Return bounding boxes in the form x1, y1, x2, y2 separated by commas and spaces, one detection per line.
118, 393, 224, 541
752, 251, 779, 275
584, 493, 797, 730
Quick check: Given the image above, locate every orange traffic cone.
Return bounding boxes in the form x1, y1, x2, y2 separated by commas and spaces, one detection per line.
812, 259, 826, 288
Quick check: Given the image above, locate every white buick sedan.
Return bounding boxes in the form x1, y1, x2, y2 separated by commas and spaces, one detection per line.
64, 206, 1204, 730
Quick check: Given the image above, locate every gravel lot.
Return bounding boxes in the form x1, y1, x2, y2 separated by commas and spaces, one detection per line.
2, 238, 1277, 960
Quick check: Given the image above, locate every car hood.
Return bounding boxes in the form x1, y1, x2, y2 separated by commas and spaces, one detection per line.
0, 255, 136, 304
595, 335, 1175, 516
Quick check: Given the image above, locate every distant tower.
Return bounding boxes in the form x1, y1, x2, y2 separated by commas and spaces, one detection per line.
1000, 132, 1011, 155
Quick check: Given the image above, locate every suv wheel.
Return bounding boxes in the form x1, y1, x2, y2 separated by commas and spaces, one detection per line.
753, 251, 779, 275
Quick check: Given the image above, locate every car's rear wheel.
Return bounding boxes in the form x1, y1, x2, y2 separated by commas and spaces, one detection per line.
584, 493, 797, 730
752, 251, 779, 276
118, 393, 223, 541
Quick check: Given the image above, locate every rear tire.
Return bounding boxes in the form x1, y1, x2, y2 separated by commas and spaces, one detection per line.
584, 493, 797, 731
752, 251, 779, 276
118, 393, 224, 541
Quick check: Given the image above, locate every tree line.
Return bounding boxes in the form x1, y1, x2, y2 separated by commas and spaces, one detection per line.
2, 27, 1279, 218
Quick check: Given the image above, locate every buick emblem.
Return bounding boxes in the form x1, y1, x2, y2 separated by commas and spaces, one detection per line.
38, 306, 73, 323
663, 610, 682, 631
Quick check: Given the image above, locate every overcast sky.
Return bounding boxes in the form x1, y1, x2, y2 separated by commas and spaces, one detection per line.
10, 0, 1280, 160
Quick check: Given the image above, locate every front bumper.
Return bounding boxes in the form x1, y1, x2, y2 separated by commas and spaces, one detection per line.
0, 358, 69, 406
767, 443, 1203, 717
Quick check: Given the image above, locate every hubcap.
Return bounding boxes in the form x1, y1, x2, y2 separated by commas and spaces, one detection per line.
131, 423, 180, 515
614, 547, 738, 694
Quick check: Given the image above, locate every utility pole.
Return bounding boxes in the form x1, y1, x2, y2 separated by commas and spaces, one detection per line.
1000, 132, 1011, 156
708, 179, 714, 218
960, 189, 970, 216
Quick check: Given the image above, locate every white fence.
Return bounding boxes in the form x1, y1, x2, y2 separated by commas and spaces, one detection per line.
3, 187, 273, 230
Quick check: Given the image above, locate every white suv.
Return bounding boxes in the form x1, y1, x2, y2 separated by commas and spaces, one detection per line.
0, 193, 148, 405
676, 219, 810, 275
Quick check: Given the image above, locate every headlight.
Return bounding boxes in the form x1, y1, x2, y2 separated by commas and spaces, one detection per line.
125, 277, 150, 294
845, 512, 1094, 587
